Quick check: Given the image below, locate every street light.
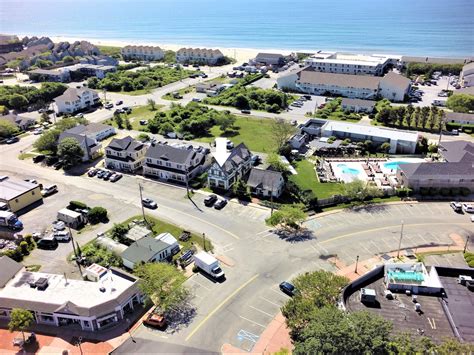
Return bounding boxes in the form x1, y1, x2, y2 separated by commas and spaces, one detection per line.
397, 220, 404, 258
125, 318, 136, 343
464, 235, 471, 253
76, 336, 83, 355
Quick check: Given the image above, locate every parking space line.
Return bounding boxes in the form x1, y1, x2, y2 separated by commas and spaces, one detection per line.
260, 296, 283, 308
239, 315, 266, 328
189, 278, 211, 291
249, 305, 274, 318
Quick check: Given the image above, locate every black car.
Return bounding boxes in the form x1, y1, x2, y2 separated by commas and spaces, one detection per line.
116, 100, 123, 105
5, 137, 19, 144
33, 154, 46, 163
53, 161, 63, 170
214, 199, 227, 210
279, 281, 296, 296
88, 168, 98, 177
142, 198, 158, 209
103, 171, 113, 180
45, 156, 59, 166
204, 194, 218, 207
37, 237, 58, 250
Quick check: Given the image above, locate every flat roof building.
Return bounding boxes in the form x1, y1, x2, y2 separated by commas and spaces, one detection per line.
0, 176, 42, 213
0, 256, 143, 332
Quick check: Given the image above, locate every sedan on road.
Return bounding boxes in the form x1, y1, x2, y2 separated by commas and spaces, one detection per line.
116, 100, 123, 105
110, 173, 123, 182
279, 281, 296, 296
214, 199, 227, 210
142, 198, 158, 209
5, 137, 19, 144
204, 194, 218, 207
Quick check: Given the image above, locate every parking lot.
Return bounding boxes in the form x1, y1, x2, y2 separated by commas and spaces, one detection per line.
408, 75, 458, 107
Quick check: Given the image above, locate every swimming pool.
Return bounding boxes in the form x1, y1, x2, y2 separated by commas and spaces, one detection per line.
337, 164, 360, 175
383, 161, 410, 170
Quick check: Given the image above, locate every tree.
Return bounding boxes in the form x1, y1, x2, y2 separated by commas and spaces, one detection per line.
8, 308, 34, 342
420, 106, 430, 129
405, 104, 415, 128
57, 137, 84, 168
87, 207, 108, 224
235, 94, 250, 109
395, 106, 406, 127
344, 179, 381, 201
55, 117, 87, 132
111, 223, 129, 243
147, 98, 157, 111
33, 129, 60, 153
124, 116, 132, 130
232, 178, 250, 200
113, 111, 123, 129
413, 106, 421, 128
428, 106, 438, 131
8, 94, 28, 110
134, 262, 189, 313
216, 113, 236, 133
266, 152, 289, 174
271, 118, 297, 153
0, 119, 19, 137
446, 93, 474, 113
380, 142, 391, 154
265, 204, 306, 230
137, 133, 150, 142
63, 55, 74, 63
40, 112, 51, 123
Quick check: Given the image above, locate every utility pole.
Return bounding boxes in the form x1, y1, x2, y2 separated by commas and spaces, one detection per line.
464, 235, 471, 253
397, 220, 404, 258
437, 111, 446, 148
103, 88, 107, 104
202, 233, 206, 252
70, 228, 83, 276
355, 255, 359, 274
138, 183, 147, 225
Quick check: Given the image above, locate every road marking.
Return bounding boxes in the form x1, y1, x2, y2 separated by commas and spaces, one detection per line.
239, 315, 266, 328
190, 278, 211, 291
260, 296, 282, 308
152, 206, 241, 240
319, 222, 472, 246
249, 305, 274, 318
185, 274, 259, 341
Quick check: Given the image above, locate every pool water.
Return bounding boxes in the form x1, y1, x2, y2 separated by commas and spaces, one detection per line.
383, 161, 410, 170
337, 164, 360, 175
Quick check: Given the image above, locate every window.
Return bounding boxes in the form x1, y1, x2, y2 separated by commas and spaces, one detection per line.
166, 162, 171, 167
147, 158, 152, 163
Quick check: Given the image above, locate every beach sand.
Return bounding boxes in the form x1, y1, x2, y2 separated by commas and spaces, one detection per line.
48, 35, 296, 64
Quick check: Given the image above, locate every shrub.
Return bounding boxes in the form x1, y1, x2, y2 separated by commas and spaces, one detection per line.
439, 187, 450, 196
449, 187, 460, 196
19, 241, 29, 255
428, 187, 439, 196
88, 207, 108, 224
419, 187, 430, 196
68, 201, 88, 210
460, 187, 471, 196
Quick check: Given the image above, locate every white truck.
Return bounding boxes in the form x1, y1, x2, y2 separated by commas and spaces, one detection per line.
193, 251, 225, 279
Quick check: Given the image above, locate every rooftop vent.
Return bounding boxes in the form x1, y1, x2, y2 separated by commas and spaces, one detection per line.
35, 277, 49, 291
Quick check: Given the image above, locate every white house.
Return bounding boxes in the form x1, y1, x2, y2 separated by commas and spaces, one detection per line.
378, 72, 411, 102
176, 48, 224, 65
121, 45, 164, 61
207, 143, 253, 190
120, 237, 174, 269
54, 87, 100, 114
340, 98, 375, 113
0, 113, 36, 131
445, 112, 474, 126
155, 232, 180, 255
143, 143, 205, 183
66, 123, 115, 141
58, 131, 101, 161
460, 62, 474, 87
0, 256, 143, 332
105, 136, 147, 172
321, 120, 420, 154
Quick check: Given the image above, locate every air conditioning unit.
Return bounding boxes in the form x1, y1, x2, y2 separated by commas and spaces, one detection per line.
360, 288, 376, 304
458, 275, 473, 286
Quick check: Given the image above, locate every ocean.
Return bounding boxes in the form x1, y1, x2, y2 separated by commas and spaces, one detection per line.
1, 0, 473, 56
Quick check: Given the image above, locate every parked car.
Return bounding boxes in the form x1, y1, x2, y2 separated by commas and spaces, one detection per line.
52, 161, 63, 170
33, 128, 43, 135
192, 98, 202, 102
116, 100, 123, 105
142, 198, 158, 209
5, 137, 19, 144
110, 173, 123, 182
96, 169, 106, 178
214, 199, 227, 210
241, 109, 251, 114
74, 113, 84, 118
450, 201, 462, 213
41, 184, 58, 197
53, 230, 71, 242
37, 236, 58, 250
33, 154, 46, 163
204, 194, 218, 207
24, 179, 38, 184
45, 156, 58, 166
104, 103, 114, 109
462, 203, 474, 213
87, 168, 98, 177
279, 281, 296, 296
103, 171, 113, 181
143, 311, 166, 329
52, 220, 66, 231
140, 120, 148, 125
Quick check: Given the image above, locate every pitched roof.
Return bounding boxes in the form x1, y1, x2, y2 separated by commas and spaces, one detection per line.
145, 143, 203, 165
120, 237, 169, 264
247, 168, 283, 191
54, 87, 97, 103
0, 256, 22, 288
58, 131, 96, 148
0, 113, 35, 127
107, 136, 144, 152
297, 69, 380, 90
341, 98, 375, 108
217, 143, 251, 175
380, 72, 411, 90
67, 123, 112, 136
256, 53, 284, 59
400, 162, 474, 179
438, 140, 474, 163
0, 176, 38, 201
445, 112, 474, 123
463, 62, 474, 72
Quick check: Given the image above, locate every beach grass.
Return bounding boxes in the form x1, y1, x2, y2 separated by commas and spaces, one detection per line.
195, 115, 276, 153
96, 45, 122, 57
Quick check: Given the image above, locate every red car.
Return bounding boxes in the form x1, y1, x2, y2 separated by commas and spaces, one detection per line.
143, 312, 166, 329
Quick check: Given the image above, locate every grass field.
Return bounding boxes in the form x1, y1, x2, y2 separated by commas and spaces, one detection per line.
96, 45, 122, 57
195, 115, 276, 153
104, 105, 162, 131
289, 160, 345, 199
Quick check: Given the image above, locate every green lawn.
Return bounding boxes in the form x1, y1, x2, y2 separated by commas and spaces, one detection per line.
103, 105, 162, 131
289, 160, 344, 199
96, 45, 122, 57
195, 115, 276, 153
314, 98, 362, 122
162, 86, 195, 101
